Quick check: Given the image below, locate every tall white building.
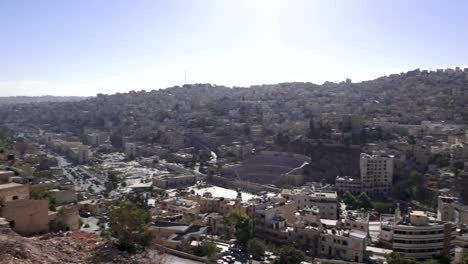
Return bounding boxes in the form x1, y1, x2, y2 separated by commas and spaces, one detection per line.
360, 153, 394, 197
78, 145, 90, 164
124, 142, 137, 159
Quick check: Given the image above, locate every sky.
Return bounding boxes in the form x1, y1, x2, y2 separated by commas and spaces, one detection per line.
1, 0, 468, 96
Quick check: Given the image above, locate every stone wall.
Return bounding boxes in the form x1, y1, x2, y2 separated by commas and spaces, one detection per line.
2, 199, 49, 236
0, 183, 30, 202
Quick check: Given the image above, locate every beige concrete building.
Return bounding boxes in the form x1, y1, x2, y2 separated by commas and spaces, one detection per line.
161, 197, 200, 215
0, 183, 30, 202
2, 199, 49, 236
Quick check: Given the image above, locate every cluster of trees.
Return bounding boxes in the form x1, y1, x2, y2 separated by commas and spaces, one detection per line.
393, 171, 427, 202
247, 239, 266, 260
246, 239, 304, 264
273, 246, 305, 264
108, 201, 152, 252
104, 170, 122, 194
343, 191, 372, 210
0, 127, 14, 149
30, 187, 58, 211
222, 211, 254, 245
177, 239, 218, 261
343, 191, 395, 213
430, 153, 451, 168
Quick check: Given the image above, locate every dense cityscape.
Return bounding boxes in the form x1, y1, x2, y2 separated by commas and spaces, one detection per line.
0, 67, 468, 263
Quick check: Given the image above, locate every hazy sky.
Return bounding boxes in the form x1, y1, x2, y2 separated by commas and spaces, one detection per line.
1, 0, 468, 96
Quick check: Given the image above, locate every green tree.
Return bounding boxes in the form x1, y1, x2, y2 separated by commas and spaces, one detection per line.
108, 201, 152, 252
393, 171, 426, 202
31, 187, 57, 211
105, 170, 119, 193
274, 246, 305, 264
463, 253, 468, 264
408, 171, 426, 201
430, 254, 450, 264
373, 202, 395, 214
48, 194, 57, 211
343, 191, 358, 209
31, 187, 49, 200
247, 239, 266, 260
357, 192, 373, 210
385, 252, 417, 264
224, 211, 253, 246
177, 239, 193, 254
200, 240, 218, 258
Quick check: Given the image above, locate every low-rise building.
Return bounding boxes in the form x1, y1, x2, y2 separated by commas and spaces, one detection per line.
150, 222, 208, 249
335, 176, 361, 195
0, 183, 30, 202
153, 174, 196, 189
282, 188, 338, 220
437, 195, 468, 225
49, 189, 77, 205
160, 197, 200, 216
318, 228, 367, 262
380, 207, 456, 260
0, 170, 15, 183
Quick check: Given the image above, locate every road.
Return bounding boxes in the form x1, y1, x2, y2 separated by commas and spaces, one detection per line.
50, 153, 105, 194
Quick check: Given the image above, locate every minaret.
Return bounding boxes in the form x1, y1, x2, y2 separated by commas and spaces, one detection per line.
235, 188, 242, 204
395, 203, 401, 223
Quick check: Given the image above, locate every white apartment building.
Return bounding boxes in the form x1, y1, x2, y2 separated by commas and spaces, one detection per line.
380, 208, 456, 261
360, 153, 394, 197
318, 228, 367, 262
282, 189, 338, 220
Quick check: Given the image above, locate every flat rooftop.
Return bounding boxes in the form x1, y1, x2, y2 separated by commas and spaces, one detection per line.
0, 182, 24, 190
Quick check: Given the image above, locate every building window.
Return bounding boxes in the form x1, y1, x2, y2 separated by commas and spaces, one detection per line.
12, 196, 18, 200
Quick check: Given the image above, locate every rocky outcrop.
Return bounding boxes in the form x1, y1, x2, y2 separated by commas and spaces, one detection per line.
0, 218, 164, 264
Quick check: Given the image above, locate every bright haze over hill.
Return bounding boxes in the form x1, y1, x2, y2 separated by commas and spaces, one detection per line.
1, 0, 468, 96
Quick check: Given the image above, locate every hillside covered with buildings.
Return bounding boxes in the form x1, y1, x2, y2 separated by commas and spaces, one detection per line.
0, 68, 468, 263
